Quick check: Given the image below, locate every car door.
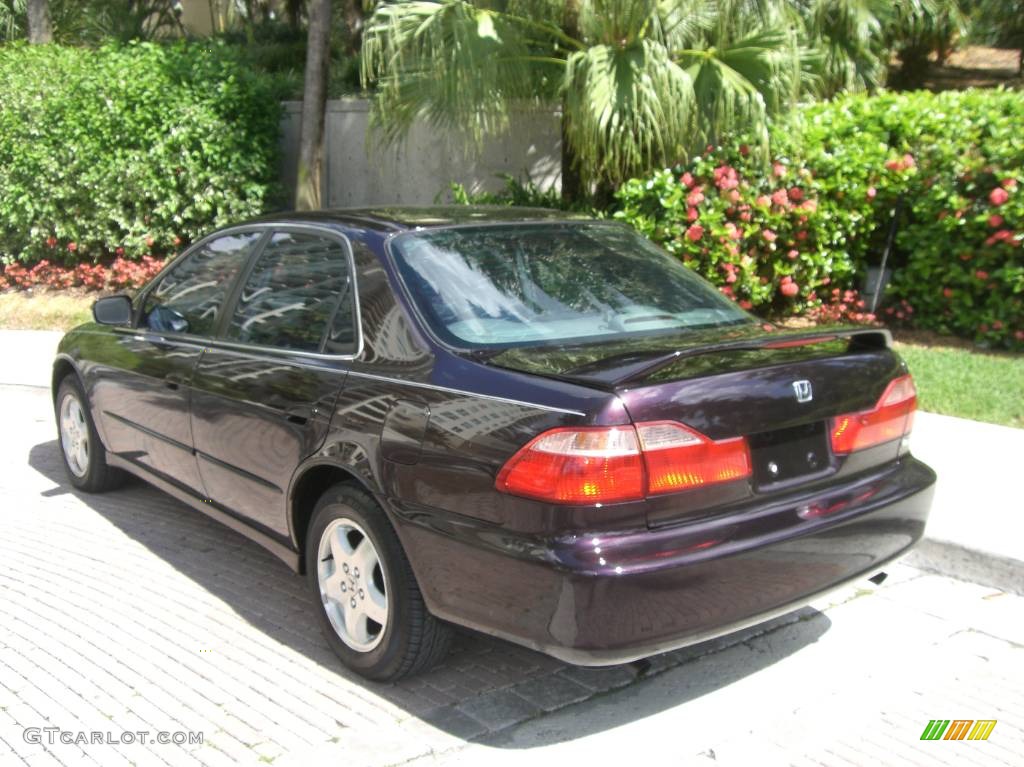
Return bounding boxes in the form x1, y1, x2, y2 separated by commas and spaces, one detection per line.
189, 228, 358, 538
90, 230, 264, 494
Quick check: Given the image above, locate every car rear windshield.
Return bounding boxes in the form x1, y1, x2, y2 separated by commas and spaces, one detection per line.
389, 222, 752, 349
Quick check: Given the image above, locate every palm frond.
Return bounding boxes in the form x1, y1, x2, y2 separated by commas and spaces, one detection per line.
563, 37, 695, 183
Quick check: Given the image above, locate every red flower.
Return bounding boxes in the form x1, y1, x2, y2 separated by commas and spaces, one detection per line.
115, 247, 124, 256
989, 187, 1009, 206
780, 279, 799, 298
739, 299, 752, 309
993, 320, 1004, 331
975, 270, 990, 280
686, 207, 699, 222
685, 224, 704, 242
795, 231, 808, 241
67, 242, 77, 252
739, 145, 750, 157
45, 236, 57, 248
942, 287, 953, 298
1015, 330, 1024, 341
146, 236, 155, 248
173, 236, 182, 247
988, 214, 1004, 228
788, 187, 803, 202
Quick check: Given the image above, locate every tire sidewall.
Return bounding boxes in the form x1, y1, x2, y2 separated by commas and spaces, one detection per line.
305, 486, 418, 680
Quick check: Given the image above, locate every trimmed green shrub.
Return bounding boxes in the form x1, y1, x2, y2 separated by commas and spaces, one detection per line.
0, 42, 281, 266
615, 89, 1024, 348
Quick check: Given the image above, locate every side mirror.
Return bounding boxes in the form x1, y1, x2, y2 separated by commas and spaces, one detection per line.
92, 295, 133, 326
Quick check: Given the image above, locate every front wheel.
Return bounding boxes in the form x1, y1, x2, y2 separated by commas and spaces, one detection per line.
306, 484, 452, 681
55, 376, 125, 493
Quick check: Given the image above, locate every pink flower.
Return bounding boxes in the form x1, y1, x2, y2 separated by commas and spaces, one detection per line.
726, 271, 737, 284
787, 249, 799, 260
993, 320, 1004, 331
727, 189, 741, 203
762, 229, 777, 243
788, 187, 803, 202
989, 187, 1009, 206
771, 189, 789, 207
943, 287, 953, 298
988, 214, 1004, 228
1002, 178, 1018, 191
755, 195, 771, 207
780, 279, 799, 297
687, 189, 705, 207
45, 236, 57, 248
902, 153, 916, 169
796, 231, 808, 242
686, 207, 699, 222
67, 242, 77, 252
1015, 330, 1024, 341
800, 199, 818, 213
740, 211, 752, 222
115, 247, 124, 256
739, 299, 753, 309
866, 187, 877, 200
772, 162, 786, 178
680, 172, 695, 188
975, 269, 990, 280
685, 224, 704, 242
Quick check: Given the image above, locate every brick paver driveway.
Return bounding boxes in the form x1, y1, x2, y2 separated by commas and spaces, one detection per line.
1, 383, 1021, 766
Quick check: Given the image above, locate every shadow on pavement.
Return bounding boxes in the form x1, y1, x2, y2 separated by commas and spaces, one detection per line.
28, 436, 830, 744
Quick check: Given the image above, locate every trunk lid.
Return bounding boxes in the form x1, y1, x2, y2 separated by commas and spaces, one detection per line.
482, 325, 909, 527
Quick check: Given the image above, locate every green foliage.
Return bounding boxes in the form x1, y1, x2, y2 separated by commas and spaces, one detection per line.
362, 0, 807, 188
448, 174, 570, 210
0, 42, 281, 265
615, 89, 1024, 349
1, 0, 184, 44
615, 156, 864, 318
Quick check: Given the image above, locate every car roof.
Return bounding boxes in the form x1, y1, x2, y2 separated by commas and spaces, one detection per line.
249, 205, 592, 234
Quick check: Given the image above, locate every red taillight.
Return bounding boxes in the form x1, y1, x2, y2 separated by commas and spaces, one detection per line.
495, 427, 645, 504
637, 422, 751, 494
496, 422, 752, 505
831, 374, 916, 455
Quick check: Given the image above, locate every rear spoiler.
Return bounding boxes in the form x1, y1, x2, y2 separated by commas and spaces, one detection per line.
602, 327, 892, 387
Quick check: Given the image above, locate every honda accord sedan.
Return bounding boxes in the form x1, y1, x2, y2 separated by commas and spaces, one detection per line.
53, 207, 936, 680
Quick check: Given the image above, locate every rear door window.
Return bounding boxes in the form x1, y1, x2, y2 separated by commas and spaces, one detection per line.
142, 231, 262, 336
225, 231, 356, 354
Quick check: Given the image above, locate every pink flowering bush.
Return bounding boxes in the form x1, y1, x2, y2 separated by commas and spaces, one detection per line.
615, 152, 861, 317
617, 89, 1023, 349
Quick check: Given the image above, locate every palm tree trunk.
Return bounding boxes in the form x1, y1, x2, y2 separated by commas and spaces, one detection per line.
27, 0, 53, 43
296, 0, 332, 211
559, 0, 584, 204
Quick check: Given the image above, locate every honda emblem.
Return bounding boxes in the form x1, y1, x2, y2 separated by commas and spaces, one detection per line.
792, 380, 813, 403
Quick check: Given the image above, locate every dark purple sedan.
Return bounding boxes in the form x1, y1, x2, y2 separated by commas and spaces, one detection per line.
53, 207, 935, 680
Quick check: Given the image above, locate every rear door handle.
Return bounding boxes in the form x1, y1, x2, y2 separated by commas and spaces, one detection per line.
165, 374, 186, 391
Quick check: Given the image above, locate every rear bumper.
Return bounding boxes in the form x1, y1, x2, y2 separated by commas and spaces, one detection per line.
396, 456, 936, 665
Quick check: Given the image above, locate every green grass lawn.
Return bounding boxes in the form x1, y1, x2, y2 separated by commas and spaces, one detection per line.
895, 343, 1024, 429
0, 291, 93, 331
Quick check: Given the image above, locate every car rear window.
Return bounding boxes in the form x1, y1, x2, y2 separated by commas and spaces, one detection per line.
390, 222, 751, 349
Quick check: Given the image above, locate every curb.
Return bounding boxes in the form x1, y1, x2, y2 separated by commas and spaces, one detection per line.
904, 540, 1024, 597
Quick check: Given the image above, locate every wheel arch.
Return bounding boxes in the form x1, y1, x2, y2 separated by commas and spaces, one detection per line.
52, 354, 83, 402
288, 460, 383, 575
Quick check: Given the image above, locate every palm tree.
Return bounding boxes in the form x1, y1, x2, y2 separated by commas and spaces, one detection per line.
296, 0, 332, 210
361, 0, 806, 200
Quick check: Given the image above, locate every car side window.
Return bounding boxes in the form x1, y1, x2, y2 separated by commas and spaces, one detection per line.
225, 231, 356, 354
141, 232, 262, 336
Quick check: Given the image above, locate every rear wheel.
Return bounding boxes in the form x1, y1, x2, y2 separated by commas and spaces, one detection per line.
306, 484, 452, 680
55, 376, 125, 493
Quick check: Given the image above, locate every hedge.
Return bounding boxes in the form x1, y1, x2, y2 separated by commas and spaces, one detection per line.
0, 42, 281, 266
615, 88, 1023, 349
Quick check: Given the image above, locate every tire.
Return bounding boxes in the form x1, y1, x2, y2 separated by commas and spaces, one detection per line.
306, 484, 452, 681
55, 375, 125, 493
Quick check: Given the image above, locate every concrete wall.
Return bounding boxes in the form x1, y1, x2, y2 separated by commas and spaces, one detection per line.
278, 100, 561, 208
